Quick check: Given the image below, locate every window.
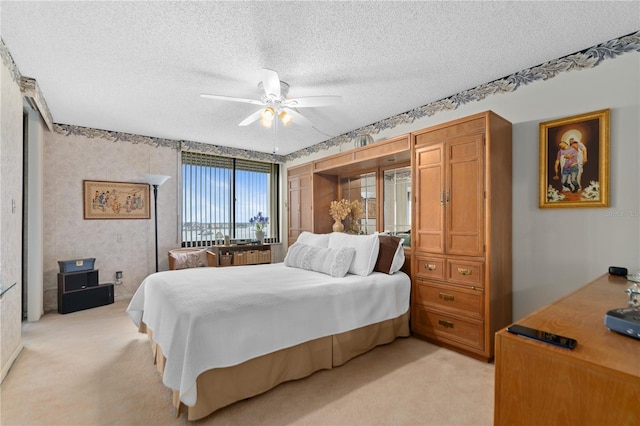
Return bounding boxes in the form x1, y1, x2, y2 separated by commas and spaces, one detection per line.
181, 152, 279, 246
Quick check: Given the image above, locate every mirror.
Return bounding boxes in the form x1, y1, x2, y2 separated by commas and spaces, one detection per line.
339, 172, 376, 235
383, 166, 411, 246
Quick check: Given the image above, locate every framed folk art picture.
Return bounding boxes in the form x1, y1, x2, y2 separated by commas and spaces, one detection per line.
539, 109, 610, 208
83, 180, 150, 219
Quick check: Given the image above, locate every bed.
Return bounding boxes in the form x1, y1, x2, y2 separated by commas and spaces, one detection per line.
126, 232, 411, 420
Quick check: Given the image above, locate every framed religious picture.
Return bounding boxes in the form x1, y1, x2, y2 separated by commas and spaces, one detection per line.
539, 109, 610, 208
83, 180, 150, 219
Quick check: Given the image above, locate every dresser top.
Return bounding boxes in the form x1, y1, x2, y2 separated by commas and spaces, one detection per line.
497, 273, 640, 378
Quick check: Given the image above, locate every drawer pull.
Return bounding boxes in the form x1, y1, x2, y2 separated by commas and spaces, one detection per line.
438, 292, 455, 302
438, 319, 454, 329
457, 268, 472, 276
425, 263, 437, 271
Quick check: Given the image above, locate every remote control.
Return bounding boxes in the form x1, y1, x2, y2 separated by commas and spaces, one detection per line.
507, 324, 577, 349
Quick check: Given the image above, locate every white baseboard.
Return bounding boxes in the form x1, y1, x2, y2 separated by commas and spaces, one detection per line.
1, 342, 24, 383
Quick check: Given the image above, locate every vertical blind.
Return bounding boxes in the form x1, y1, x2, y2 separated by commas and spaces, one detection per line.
181, 152, 279, 246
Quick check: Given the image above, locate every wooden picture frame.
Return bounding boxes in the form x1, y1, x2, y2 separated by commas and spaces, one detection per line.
83, 180, 150, 219
539, 109, 610, 208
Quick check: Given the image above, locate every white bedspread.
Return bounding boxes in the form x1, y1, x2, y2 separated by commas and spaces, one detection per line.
126, 262, 410, 407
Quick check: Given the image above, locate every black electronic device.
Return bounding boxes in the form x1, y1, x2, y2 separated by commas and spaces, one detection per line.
58, 270, 99, 291
608, 266, 628, 277
506, 324, 577, 349
604, 307, 640, 340
58, 284, 114, 314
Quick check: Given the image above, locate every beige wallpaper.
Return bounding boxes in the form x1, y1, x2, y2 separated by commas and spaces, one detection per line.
42, 132, 179, 310
1, 51, 25, 380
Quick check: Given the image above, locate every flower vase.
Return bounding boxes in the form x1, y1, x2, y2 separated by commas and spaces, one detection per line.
332, 219, 344, 233
255, 231, 265, 244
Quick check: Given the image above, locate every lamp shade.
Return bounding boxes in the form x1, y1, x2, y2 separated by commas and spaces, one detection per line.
142, 174, 171, 186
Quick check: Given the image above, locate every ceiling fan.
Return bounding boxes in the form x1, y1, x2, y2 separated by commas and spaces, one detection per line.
200, 68, 341, 128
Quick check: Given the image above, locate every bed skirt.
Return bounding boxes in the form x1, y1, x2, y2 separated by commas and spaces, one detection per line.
141, 310, 410, 421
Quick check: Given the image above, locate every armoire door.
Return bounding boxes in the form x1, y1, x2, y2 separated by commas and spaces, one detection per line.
446, 134, 485, 256
414, 143, 445, 253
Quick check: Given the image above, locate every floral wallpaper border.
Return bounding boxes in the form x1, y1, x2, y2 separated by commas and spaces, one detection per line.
1, 40, 54, 131
0, 38, 21, 85
2, 30, 639, 164
286, 30, 640, 161
52, 123, 287, 164
20, 77, 54, 131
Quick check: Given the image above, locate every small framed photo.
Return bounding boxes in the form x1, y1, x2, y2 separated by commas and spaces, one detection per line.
539, 109, 610, 208
83, 180, 150, 219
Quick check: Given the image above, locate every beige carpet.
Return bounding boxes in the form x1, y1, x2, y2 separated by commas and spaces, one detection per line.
1, 300, 494, 425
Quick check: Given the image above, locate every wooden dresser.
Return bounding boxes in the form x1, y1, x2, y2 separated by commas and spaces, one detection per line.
410, 111, 513, 362
494, 274, 640, 425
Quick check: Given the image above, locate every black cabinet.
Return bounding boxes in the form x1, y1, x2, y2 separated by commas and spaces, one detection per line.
58, 270, 114, 314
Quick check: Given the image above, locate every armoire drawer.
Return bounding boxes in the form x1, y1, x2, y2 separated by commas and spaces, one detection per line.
414, 256, 445, 281
446, 259, 484, 288
413, 280, 484, 319
412, 307, 484, 351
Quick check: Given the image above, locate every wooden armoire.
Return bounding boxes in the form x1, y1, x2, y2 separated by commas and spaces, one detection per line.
410, 111, 512, 361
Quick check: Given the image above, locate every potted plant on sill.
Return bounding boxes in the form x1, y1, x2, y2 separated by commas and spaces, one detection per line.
249, 212, 269, 244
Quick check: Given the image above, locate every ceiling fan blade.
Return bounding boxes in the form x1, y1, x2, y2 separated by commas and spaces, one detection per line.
260, 68, 281, 98
283, 108, 313, 127
283, 96, 342, 108
238, 109, 264, 126
200, 94, 265, 106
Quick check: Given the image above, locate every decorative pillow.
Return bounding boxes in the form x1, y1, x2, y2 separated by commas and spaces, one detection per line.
172, 248, 208, 270
284, 243, 355, 277
375, 235, 404, 274
389, 240, 406, 274
328, 232, 380, 276
295, 231, 330, 247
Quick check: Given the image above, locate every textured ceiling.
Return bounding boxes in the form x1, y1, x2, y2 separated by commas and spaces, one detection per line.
1, 1, 639, 156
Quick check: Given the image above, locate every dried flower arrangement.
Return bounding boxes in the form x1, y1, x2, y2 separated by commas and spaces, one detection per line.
349, 199, 364, 220
330, 199, 366, 233
347, 199, 365, 233
329, 199, 351, 221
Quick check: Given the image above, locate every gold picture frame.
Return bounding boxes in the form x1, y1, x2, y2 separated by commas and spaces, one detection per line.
539, 109, 610, 208
83, 180, 150, 219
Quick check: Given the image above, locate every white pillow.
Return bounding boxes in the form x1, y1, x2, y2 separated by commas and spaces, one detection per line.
377, 233, 407, 274
295, 231, 330, 247
389, 240, 405, 274
328, 232, 380, 276
284, 243, 355, 278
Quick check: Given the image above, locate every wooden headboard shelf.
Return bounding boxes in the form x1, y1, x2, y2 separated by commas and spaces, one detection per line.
312, 134, 410, 175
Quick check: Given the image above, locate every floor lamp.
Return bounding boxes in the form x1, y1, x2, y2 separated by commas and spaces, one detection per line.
143, 174, 170, 272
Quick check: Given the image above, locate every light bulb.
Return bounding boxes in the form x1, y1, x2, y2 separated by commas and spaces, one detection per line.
279, 111, 293, 126
261, 107, 275, 121
260, 118, 273, 128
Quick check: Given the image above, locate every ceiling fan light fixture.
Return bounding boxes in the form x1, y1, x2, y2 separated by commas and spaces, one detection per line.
201, 68, 339, 130
261, 106, 275, 121
279, 110, 293, 126
260, 107, 276, 128
260, 118, 273, 128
